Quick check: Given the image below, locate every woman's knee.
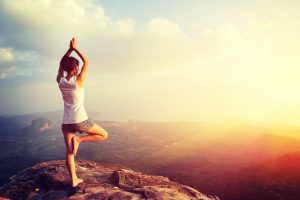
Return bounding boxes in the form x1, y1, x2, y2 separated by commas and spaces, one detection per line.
88, 123, 109, 139
62, 131, 75, 154
98, 129, 108, 140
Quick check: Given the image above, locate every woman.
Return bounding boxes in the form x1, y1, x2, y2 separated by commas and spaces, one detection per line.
56, 38, 109, 187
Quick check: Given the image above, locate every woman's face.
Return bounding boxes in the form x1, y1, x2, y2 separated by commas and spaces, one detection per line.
71, 66, 79, 76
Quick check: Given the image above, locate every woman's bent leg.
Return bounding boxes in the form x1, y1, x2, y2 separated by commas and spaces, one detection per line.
72, 123, 108, 155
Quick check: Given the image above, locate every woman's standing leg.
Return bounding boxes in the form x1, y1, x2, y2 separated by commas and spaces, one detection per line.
63, 131, 84, 187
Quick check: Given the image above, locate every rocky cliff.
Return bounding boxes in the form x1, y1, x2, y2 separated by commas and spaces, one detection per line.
0, 160, 219, 200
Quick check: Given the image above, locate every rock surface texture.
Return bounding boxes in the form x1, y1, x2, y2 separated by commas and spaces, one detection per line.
0, 160, 220, 200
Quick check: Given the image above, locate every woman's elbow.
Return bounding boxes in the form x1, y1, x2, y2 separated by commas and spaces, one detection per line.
84, 60, 89, 65
56, 75, 62, 83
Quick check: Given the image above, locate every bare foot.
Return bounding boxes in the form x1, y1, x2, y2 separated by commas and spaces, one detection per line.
71, 136, 80, 155
72, 178, 84, 187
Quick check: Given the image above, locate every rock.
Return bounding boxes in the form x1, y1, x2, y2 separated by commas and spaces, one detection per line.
0, 160, 220, 200
30, 117, 53, 133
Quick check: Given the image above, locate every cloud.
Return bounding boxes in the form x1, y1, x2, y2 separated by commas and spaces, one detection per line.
142, 18, 184, 36
246, 20, 275, 36
0, 48, 14, 61
0, 46, 38, 78
0, 72, 6, 78
0, 0, 244, 78
1, 0, 110, 32
0, 66, 17, 79
0, 0, 300, 124
4, 66, 16, 72
113, 18, 135, 36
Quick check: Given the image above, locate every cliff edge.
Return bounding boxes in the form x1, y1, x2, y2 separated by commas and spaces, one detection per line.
0, 160, 219, 200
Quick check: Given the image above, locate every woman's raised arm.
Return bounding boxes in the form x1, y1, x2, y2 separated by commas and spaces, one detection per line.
56, 40, 73, 83
71, 38, 89, 86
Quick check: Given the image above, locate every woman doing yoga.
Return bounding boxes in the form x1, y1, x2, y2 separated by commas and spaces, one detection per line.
56, 38, 108, 187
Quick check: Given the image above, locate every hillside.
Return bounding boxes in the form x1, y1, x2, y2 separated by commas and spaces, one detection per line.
0, 160, 219, 200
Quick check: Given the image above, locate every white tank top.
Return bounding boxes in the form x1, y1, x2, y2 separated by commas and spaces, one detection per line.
58, 76, 88, 124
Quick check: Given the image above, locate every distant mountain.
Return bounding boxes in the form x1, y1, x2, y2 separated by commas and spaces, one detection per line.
1, 111, 300, 199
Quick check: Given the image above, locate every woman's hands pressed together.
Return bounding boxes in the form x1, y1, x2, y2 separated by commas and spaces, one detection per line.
70, 37, 77, 50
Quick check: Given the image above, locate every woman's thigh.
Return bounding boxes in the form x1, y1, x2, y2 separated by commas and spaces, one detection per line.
85, 123, 108, 138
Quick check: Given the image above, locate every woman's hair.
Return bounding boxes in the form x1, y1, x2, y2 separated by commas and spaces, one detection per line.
60, 56, 79, 73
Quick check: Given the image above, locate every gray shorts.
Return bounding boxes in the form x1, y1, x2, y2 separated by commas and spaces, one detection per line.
61, 119, 94, 134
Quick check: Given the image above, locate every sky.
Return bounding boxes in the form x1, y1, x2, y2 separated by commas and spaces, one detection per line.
0, 0, 300, 124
